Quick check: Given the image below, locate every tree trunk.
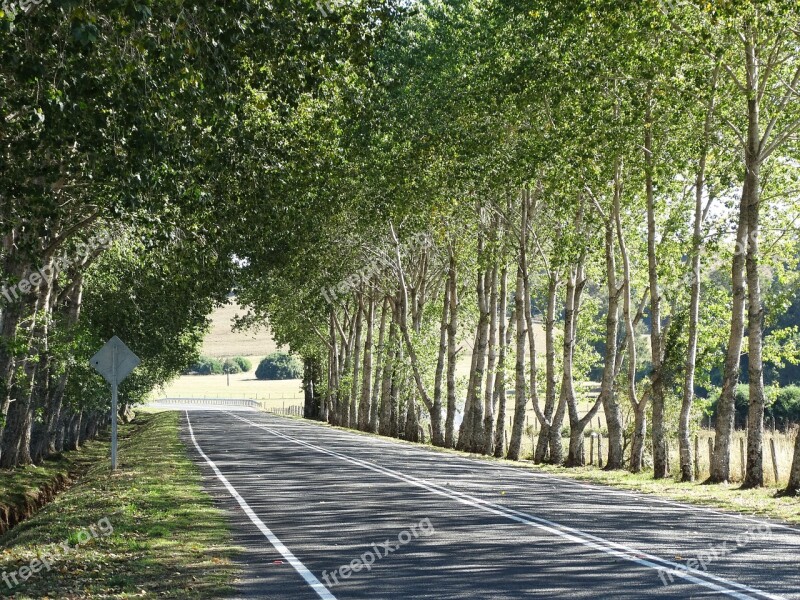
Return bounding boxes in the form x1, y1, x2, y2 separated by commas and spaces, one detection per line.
358, 292, 374, 431
645, 96, 668, 480
379, 304, 397, 437
369, 297, 389, 433
1, 268, 53, 468
349, 295, 363, 429
783, 432, 800, 496
535, 276, 559, 463
445, 247, 459, 448
431, 276, 449, 447
564, 261, 598, 467
390, 343, 401, 438
600, 218, 624, 470
507, 264, 527, 461
493, 267, 512, 458
468, 266, 490, 452
457, 326, 481, 451
743, 55, 765, 488
482, 264, 498, 455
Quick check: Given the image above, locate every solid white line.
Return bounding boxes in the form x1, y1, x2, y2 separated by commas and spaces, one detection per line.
184, 412, 337, 600
226, 412, 786, 600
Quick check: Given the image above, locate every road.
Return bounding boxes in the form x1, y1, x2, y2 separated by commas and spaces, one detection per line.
180, 410, 800, 600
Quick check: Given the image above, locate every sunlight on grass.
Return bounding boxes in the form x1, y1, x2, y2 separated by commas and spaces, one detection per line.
0, 412, 239, 599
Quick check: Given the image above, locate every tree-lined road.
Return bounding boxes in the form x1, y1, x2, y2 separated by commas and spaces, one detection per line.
181, 410, 800, 599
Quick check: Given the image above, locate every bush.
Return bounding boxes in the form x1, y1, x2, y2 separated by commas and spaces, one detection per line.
256, 352, 303, 380
222, 358, 242, 374
708, 385, 800, 428
192, 356, 223, 375
233, 356, 252, 372
768, 385, 800, 424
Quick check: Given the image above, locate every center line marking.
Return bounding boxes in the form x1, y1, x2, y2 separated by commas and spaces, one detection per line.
185, 411, 337, 600
224, 411, 784, 600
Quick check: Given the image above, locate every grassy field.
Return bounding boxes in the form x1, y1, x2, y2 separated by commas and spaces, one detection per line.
156, 367, 304, 406
0, 412, 239, 599
152, 299, 304, 409
199, 299, 279, 358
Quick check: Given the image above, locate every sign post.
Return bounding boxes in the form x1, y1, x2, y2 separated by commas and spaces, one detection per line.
90, 336, 140, 471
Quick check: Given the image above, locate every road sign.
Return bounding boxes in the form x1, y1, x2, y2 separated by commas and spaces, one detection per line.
90, 336, 140, 385
90, 336, 140, 471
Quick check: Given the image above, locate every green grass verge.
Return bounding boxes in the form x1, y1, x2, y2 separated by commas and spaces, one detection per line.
0, 411, 239, 599
1, 438, 107, 531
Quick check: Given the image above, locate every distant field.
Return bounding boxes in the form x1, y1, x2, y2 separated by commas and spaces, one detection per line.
200, 299, 280, 358
155, 365, 303, 402
156, 306, 602, 439
152, 299, 303, 407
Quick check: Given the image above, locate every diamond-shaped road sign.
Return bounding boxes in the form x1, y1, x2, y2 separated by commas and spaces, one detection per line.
90, 336, 139, 472
90, 336, 140, 385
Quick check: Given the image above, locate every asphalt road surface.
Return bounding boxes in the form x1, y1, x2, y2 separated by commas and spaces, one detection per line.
180, 410, 800, 600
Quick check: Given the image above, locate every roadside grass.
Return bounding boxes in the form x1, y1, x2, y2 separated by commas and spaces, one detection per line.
285, 414, 800, 527
0, 412, 239, 599
524, 462, 800, 526
0, 440, 106, 531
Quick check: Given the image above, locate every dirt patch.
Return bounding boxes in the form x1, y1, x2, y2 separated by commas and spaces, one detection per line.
0, 470, 79, 536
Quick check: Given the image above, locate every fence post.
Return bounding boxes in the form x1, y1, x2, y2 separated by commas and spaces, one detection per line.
708, 437, 714, 474
665, 440, 671, 475
770, 437, 780, 485
598, 435, 604, 469
740, 437, 746, 481
694, 435, 700, 480
590, 434, 595, 467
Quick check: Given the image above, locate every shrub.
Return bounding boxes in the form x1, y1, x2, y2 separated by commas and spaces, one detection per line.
222, 358, 242, 374
708, 385, 800, 428
192, 356, 223, 375
256, 352, 303, 380
233, 356, 252, 372
768, 385, 800, 424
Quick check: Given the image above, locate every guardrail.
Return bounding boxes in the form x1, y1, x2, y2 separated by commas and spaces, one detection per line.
149, 397, 306, 416
151, 397, 261, 408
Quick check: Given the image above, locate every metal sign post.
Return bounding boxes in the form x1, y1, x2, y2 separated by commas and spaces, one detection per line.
90, 336, 140, 472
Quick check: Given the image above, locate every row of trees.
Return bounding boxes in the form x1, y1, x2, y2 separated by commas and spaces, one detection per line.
236, 0, 800, 494
3, 0, 799, 498
0, 0, 393, 469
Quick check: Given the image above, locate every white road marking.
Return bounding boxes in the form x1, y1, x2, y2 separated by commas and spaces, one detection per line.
185, 412, 337, 600
225, 411, 785, 600
274, 413, 800, 534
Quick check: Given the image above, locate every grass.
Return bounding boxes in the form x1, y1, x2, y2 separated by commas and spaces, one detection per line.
0, 440, 107, 532
154, 367, 304, 407
150, 298, 304, 407
0, 412, 239, 599
524, 462, 800, 525
200, 299, 280, 358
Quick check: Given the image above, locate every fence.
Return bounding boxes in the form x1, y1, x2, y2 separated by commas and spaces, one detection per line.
149, 397, 305, 417
264, 404, 305, 417
152, 397, 261, 408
